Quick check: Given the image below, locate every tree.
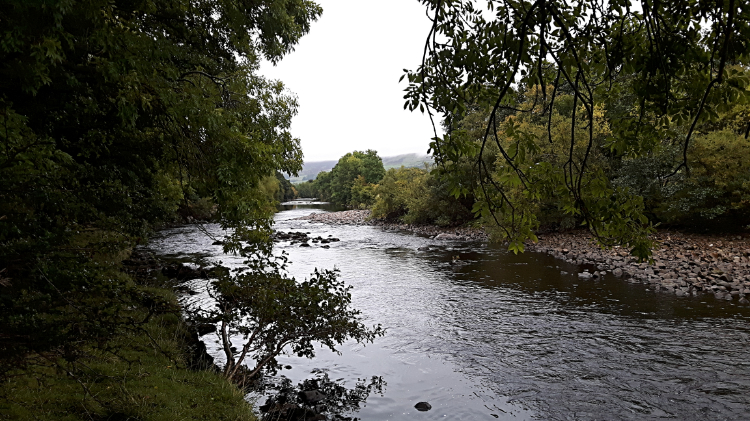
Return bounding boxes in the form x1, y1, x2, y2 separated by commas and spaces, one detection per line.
371, 166, 474, 226
328, 150, 385, 206
303, 150, 385, 207
191, 260, 383, 383
405, 0, 750, 258
0, 0, 320, 376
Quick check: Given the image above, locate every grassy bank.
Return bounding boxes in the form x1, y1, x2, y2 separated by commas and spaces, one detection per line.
0, 286, 255, 420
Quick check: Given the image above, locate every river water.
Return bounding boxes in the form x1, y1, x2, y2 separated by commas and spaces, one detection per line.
146, 201, 750, 420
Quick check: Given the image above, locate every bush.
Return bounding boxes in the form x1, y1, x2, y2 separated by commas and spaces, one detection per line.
371, 167, 474, 226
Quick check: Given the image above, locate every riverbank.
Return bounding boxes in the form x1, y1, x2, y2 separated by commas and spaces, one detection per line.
0, 250, 257, 420
296, 209, 488, 241
531, 231, 750, 303
296, 210, 750, 302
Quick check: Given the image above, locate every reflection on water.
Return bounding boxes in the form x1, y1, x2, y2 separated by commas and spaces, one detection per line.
258, 371, 385, 421
145, 203, 750, 420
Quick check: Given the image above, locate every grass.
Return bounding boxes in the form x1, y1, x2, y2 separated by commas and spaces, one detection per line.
0, 292, 257, 421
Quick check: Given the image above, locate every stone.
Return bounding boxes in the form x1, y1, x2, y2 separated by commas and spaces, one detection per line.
578, 272, 593, 280
415, 402, 432, 412
435, 233, 460, 240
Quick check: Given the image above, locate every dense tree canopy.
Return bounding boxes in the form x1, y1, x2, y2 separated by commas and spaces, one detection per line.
299, 150, 386, 207
405, 0, 750, 257
0, 0, 320, 374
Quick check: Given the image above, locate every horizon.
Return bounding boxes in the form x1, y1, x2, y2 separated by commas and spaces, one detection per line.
301, 151, 430, 164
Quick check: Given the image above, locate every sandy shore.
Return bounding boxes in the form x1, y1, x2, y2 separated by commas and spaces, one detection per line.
295, 210, 750, 302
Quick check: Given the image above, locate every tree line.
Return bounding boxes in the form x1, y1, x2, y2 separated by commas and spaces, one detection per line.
404, 0, 750, 257
296, 76, 749, 235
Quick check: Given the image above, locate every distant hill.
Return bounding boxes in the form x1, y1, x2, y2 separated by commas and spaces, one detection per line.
287, 153, 432, 184
381, 153, 433, 170
287, 160, 337, 184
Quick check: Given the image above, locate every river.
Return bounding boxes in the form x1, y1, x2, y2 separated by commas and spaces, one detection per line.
145, 201, 750, 420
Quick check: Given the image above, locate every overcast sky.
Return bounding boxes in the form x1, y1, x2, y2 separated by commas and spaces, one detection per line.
260, 0, 439, 162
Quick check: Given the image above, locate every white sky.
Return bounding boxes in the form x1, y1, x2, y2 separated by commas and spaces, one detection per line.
260, 0, 439, 162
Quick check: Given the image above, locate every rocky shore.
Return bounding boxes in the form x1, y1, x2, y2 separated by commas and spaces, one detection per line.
531, 231, 750, 303
296, 210, 750, 302
296, 210, 488, 241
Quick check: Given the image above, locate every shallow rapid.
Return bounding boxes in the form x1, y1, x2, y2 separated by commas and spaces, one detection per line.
145, 202, 750, 420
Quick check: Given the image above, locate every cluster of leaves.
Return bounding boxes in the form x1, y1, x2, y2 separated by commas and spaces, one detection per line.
296, 150, 386, 208
613, 93, 750, 228
405, 0, 750, 258
0, 0, 320, 378
370, 166, 474, 227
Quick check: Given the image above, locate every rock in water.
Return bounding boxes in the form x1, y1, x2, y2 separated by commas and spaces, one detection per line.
414, 402, 432, 411
435, 233, 460, 240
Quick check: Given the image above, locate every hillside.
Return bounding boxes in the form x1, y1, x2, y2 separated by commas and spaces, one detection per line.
381, 153, 433, 170
288, 153, 432, 183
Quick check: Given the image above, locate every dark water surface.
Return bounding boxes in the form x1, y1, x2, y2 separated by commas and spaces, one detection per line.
146, 201, 750, 420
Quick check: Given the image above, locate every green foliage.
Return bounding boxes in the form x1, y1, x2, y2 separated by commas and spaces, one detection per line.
191, 259, 383, 382
0, 0, 320, 377
295, 179, 317, 198
275, 171, 298, 202
405, 0, 750, 258
371, 166, 474, 226
614, 128, 750, 227
300, 150, 386, 207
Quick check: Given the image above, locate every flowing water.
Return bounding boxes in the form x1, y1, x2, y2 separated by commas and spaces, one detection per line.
146, 201, 750, 420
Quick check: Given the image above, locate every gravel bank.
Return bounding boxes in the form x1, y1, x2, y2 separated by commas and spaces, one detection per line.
531, 231, 750, 303
296, 210, 750, 302
295, 210, 488, 241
